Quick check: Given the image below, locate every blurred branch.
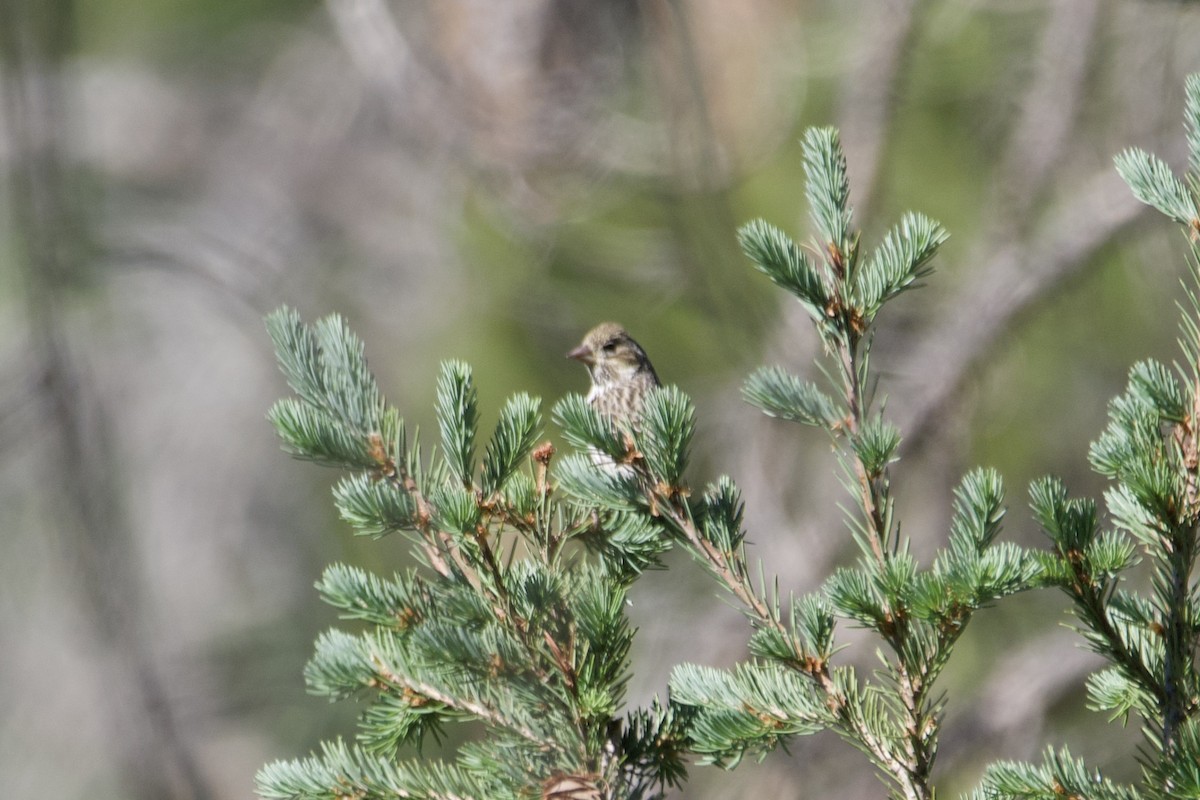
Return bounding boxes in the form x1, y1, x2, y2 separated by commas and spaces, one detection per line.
640, 0, 760, 334
944, 630, 1103, 763
0, 2, 211, 799
985, 0, 1102, 239
887, 0, 1104, 448
893, 0, 1110, 452
897, 167, 1146, 455
0, 359, 44, 456
642, 0, 724, 188
324, 0, 413, 117
835, 0, 922, 221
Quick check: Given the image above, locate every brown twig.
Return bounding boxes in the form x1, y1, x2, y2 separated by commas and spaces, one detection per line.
838, 331, 890, 564
649, 489, 932, 796
837, 320, 939, 800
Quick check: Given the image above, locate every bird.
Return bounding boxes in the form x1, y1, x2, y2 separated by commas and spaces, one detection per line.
567, 322, 661, 437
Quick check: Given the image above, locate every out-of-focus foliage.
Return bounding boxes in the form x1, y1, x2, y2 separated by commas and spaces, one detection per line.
3, 0, 1200, 798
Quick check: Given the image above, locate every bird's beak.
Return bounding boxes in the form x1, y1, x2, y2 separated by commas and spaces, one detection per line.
567, 345, 593, 365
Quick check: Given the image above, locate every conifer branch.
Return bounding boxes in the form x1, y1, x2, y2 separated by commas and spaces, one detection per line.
657, 125, 1039, 800
816, 140, 941, 800
838, 336, 890, 564
259, 77, 1200, 800
648, 482, 934, 800
389, 466, 455, 579
978, 73, 1200, 800
262, 311, 687, 800
368, 652, 556, 750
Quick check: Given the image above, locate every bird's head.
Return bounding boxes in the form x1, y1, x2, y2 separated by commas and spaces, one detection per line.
567, 322, 654, 386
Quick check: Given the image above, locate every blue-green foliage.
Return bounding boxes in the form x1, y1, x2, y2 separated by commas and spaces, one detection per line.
743, 365, 842, 427
1115, 148, 1197, 227
979, 74, 1200, 800
850, 212, 947, 316
266, 308, 383, 467
551, 393, 627, 460
696, 476, 746, 553
481, 393, 540, 495
639, 386, 695, 487
332, 472, 419, 537
973, 747, 1141, 800
802, 127, 853, 254
737, 219, 830, 324
663, 127, 1038, 800
257, 308, 685, 800
1186, 74, 1200, 179
435, 361, 478, 485
670, 663, 827, 766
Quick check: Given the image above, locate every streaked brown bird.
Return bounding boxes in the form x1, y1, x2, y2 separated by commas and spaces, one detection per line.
567, 322, 661, 435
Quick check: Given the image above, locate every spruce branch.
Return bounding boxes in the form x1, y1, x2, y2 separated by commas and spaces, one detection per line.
481, 393, 540, 496
256, 739, 507, 800
984, 74, 1200, 800
1087, 123, 1200, 751
669, 662, 827, 765
261, 310, 686, 800
646, 467, 962, 800
737, 219, 831, 326
1187, 74, 1200, 180
802, 126, 855, 267
850, 211, 947, 317
1114, 148, 1197, 232
742, 366, 843, 429
435, 360, 479, 487
552, 394, 629, 463
317, 563, 426, 629
631, 126, 1037, 800
1029, 478, 1163, 706
974, 746, 1142, 800
639, 386, 695, 489
367, 647, 559, 750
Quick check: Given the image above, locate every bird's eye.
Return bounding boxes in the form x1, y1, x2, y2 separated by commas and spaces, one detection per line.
602, 340, 618, 353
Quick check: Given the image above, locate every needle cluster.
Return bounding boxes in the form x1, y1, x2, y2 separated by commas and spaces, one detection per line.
256, 311, 686, 800
257, 76, 1200, 800
556, 127, 1041, 800
974, 73, 1200, 800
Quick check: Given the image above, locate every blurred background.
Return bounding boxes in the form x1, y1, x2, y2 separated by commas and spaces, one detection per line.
3, 0, 1200, 797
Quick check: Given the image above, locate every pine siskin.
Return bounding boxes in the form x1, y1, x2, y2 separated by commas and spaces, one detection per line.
567, 322, 661, 436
